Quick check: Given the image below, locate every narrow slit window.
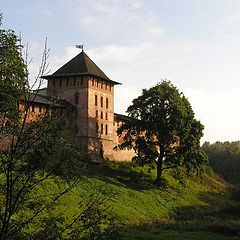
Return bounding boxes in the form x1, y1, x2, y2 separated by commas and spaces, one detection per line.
106, 98, 108, 108
101, 112, 103, 119
101, 124, 103, 134
105, 124, 108, 135
95, 95, 98, 106
75, 93, 79, 104
101, 97, 103, 107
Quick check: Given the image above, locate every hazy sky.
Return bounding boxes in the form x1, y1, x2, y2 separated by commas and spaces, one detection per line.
1, 0, 240, 143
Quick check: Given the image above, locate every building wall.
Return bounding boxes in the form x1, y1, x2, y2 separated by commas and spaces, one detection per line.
47, 75, 135, 161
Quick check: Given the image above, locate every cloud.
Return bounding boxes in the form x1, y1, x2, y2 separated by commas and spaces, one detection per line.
73, 0, 164, 42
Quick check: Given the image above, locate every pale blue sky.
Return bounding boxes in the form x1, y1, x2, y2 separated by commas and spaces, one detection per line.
1, 0, 240, 142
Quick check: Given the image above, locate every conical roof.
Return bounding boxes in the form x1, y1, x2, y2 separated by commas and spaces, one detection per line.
42, 51, 121, 85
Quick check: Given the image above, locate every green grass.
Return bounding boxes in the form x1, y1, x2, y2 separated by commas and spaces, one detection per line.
3, 161, 240, 239
123, 230, 240, 240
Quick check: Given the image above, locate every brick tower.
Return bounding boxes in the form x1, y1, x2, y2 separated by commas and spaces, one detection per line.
42, 50, 121, 159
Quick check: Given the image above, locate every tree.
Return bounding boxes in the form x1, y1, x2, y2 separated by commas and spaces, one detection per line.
0, 17, 81, 239
117, 80, 208, 182
0, 17, 119, 239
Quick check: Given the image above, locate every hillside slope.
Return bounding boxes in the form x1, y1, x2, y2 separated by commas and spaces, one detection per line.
55, 161, 240, 239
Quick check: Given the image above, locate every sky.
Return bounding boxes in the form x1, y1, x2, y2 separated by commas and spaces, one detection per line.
1, 0, 240, 143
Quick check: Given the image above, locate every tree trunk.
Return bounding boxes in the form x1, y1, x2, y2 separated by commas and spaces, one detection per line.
156, 155, 163, 182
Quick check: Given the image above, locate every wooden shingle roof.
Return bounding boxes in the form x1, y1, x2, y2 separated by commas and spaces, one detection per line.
42, 51, 121, 85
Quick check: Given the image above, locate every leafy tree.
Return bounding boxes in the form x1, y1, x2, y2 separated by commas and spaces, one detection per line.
0, 17, 80, 239
0, 17, 119, 239
117, 80, 208, 181
202, 141, 240, 183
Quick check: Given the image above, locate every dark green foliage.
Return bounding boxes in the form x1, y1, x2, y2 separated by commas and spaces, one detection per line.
202, 141, 240, 183
118, 80, 208, 181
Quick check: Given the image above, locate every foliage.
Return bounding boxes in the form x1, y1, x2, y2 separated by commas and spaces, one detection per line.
202, 141, 240, 183
117, 80, 208, 181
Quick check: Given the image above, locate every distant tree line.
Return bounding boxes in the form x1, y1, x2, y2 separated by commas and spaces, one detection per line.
202, 141, 240, 183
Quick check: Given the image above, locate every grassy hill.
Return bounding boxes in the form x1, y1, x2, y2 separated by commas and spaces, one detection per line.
6, 161, 239, 239
44, 161, 240, 240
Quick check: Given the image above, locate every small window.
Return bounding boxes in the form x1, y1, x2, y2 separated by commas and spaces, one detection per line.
92, 79, 94, 86
95, 95, 98, 106
97, 80, 99, 88
101, 97, 103, 107
106, 98, 108, 108
101, 82, 103, 89
105, 124, 108, 135
81, 76, 83, 85
39, 105, 42, 113
101, 124, 103, 134
96, 110, 98, 118
75, 93, 79, 104
101, 112, 103, 119
105, 112, 108, 120
105, 82, 107, 90
96, 123, 99, 133
109, 85, 111, 91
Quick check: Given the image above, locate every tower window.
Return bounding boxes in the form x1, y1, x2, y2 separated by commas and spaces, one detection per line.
106, 98, 108, 108
101, 124, 103, 134
105, 124, 108, 135
101, 97, 103, 107
105, 82, 107, 90
97, 80, 99, 88
95, 95, 98, 106
105, 112, 108, 120
75, 93, 79, 104
92, 79, 94, 86
101, 112, 103, 119
39, 105, 42, 113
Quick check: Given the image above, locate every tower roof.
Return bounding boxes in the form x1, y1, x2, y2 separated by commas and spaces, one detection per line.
42, 51, 121, 85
